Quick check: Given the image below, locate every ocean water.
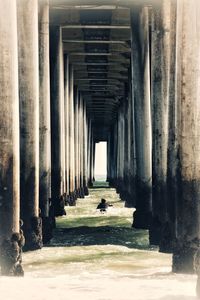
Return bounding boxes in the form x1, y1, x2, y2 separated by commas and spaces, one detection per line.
95, 174, 107, 182
0, 185, 197, 300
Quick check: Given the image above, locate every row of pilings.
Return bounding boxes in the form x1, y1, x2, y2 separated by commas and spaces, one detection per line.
0, 0, 95, 275
107, 0, 200, 274
1, 0, 200, 276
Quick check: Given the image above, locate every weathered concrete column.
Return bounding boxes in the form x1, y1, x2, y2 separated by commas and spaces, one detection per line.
108, 125, 117, 188
92, 140, 96, 182
128, 80, 136, 208
50, 26, 66, 216
131, 6, 152, 230
74, 87, 80, 197
107, 137, 111, 185
88, 129, 94, 187
83, 102, 89, 195
112, 122, 118, 188
166, 0, 177, 254
116, 111, 121, 192
68, 64, 76, 204
79, 95, 85, 197
150, 2, 166, 245
17, 0, 42, 250
64, 55, 70, 203
122, 89, 132, 206
129, 71, 137, 209
172, 0, 200, 273
87, 119, 92, 187
0, 0, 24, 276
121, 108, 125, 195
77, 93, 81, 195
107, 133, 111, 184
117, 102, 125, 198
166, 0, 177, 242
158, 0, 177, 253
60, 37, 66, 204
124, 86, 134, 208
150, 0, 175, 248
118, 106, 124, 194
39, 0, 52, 244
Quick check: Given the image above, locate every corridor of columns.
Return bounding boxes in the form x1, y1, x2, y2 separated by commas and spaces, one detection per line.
0, 0, 200, 298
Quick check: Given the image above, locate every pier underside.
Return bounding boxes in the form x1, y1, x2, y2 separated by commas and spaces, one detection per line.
0, 0, 200, 280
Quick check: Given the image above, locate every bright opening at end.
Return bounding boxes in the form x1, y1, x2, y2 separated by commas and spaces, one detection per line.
95, 142, 107, 181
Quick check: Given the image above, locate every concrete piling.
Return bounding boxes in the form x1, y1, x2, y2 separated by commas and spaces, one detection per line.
39, 0, 52, 244
17, 0, 42, 250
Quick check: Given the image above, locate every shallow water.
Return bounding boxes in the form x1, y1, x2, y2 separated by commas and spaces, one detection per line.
0, 184, 197, 300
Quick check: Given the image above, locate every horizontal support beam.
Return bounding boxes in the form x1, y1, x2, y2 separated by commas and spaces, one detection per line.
78, 83, 122, 86
50, 0, 156, 8
61, 24, 130, 29
90, 116, 117, 119
79, 88, 120, 95
87, 101, 118, 109
80, 85, 121, 88
87, 106, 118, 109
66, 64, 128, 71
74, 71, 128, 76
63, 39, 129, 45
75, 78, 121, 81
88, 113, 117, 115
87, 109, 117, 113
80, 89, 120, 92
87, 105, 118, 108
52, 5, 128, 11
75, 70, 128, 73
79, 88, 122, 92
89, 114, 117, 117
73, 62, 129, 66
87, 98, 119, 101
87, 97, 118, 103
87, 101, 118, 103
82, 90, 123, 93
87, 100, 119, 103
83, 92, 124, 95
86, 102, 119, 105
69, 52, 130, 56
91, 117, 117, 120
75, 79, 126, 83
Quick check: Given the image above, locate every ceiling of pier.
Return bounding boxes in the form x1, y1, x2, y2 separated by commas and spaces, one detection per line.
50, 1, 132, 141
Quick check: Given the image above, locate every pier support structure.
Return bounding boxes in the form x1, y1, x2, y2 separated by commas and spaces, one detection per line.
131, 5, 152, 230
172, 0, 200, 273
17, 0, 42, 250
39, 0, 53, 244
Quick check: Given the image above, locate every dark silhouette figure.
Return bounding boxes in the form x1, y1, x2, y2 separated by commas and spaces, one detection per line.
96, 199, 113, 212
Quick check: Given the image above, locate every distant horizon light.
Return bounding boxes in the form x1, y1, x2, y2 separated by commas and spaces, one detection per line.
95, 142, 107, 180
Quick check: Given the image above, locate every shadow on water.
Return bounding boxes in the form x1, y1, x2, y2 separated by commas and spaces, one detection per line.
48, 225, 152, 251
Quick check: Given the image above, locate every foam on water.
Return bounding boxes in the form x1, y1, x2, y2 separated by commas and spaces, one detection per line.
0, 184, 197, 300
